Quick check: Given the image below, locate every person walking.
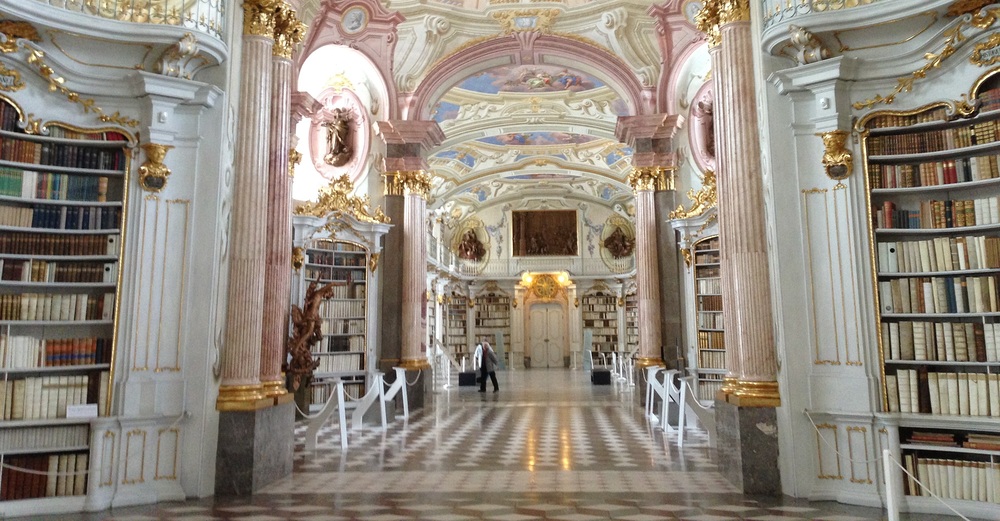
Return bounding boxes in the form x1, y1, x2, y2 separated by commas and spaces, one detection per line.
479, 339, 499, 393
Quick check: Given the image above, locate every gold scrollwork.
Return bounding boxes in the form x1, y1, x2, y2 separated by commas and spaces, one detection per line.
817, 130, 853, 182
0, 62, 24, 92
288, 147, 302, 177
291, 246, 304, 271
138, 143, 174, 192
492, 9, 560, 34
627, 166, 676, 193
854, 7, 1000, 110
669, 170, 717, 220
295, 174, 390, 224
682, 248, 693, 268
0, 20, 41, 54
971, 32, 1000, 66
273, 6, 307, 59
369, 252, 380, 273
948, 0, 994, 17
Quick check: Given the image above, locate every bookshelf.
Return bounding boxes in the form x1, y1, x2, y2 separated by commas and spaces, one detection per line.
427, 292, 437, 351
624, 291, 638, 353
303, 240, 367, 406
862, 74, 1000, 507
693, 235, 725, 401
0, 95, 126, 502
446, 295, 469, 362
582, 292, 618, 354
474, 290, 510, 351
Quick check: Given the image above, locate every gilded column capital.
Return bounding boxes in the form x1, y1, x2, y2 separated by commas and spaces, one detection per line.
695, 0, 749, 47
718, 0, 750, 25
627, 166, 676, 193
273, 6, 307, 59
385, 170, 432, 198
242, 0, 284, 38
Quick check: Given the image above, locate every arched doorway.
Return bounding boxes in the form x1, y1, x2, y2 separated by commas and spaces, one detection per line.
528, 303, 566, 368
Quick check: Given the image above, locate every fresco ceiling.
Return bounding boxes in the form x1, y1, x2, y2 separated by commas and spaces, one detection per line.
427, 63, 635, 212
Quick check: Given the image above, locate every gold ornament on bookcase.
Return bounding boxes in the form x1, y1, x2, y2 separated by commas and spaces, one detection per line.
368, 252, 380, 273
817, 130, 853, 183
669, 170, 717, 220
0, 62, 24, 92
682, 247, 693, 268
291, 246, 304, 271
288, 147, 302, 177
971, 32, 1000, 67
574, 297, 580, 308
295, 174, 390, 224
138, 143, 174, 192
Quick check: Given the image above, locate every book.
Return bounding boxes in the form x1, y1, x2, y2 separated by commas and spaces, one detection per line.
928, 372, 940, 414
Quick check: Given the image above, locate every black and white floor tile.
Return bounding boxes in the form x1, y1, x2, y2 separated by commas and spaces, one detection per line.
38, 369, 963, 520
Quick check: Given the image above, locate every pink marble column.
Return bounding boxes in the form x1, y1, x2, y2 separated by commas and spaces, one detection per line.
707, 4, 779, 406
401, 174, 431, 368
217, 0, 282, 411
259, 8, 305, 400
617, 115, 682, 371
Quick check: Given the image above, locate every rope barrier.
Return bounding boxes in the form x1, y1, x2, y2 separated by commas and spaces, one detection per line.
293, 385, 339, 420
405, 369, 422, 387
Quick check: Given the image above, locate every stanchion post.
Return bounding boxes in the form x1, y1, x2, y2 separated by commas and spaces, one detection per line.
883, 449, 900, 521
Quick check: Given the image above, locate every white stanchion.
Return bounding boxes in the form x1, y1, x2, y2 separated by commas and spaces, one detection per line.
644, 366, 664, 419
350, 372, 385, 433
884, 449, 900, 521
305, 380, 348, 451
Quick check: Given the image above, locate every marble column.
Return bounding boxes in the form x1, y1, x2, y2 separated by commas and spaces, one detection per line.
696, 0, 780, 495
215, 0, 294, 497
260, 7, 305, 401
217, 0, 281, 411
374, 120, 444, 410
616, 115, 683, 378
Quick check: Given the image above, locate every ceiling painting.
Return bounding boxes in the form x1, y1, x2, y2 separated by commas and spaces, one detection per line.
478, 132, 598, 147
459, 65, 604, 95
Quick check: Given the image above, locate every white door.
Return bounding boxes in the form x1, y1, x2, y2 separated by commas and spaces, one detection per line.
529, 304, 565, 368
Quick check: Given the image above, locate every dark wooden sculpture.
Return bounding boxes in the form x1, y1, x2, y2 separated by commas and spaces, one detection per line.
286, 280, 336, 391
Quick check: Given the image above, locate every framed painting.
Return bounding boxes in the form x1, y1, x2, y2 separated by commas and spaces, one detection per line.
512, 210, 578, 256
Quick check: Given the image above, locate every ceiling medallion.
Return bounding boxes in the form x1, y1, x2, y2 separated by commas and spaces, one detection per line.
492, 9, 560, 34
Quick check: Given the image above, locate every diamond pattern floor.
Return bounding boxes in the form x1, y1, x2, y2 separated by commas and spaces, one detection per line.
38, 369, 962, 520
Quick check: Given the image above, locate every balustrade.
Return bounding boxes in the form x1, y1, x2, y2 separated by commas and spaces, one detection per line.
33, 0, 225, 39
761, 0, 883, 32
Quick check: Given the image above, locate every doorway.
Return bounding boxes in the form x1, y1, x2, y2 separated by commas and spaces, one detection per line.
528, 303, 566, 368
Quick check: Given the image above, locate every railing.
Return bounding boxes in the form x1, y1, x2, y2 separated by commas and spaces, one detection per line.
455, 256, 634, 277
761, 0, 884, 32
33, 0, 225, 39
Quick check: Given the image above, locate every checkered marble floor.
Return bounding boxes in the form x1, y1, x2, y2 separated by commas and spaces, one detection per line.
39, 369, 957, 520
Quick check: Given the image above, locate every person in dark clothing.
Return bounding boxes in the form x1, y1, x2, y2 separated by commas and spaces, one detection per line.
479, 340, 500, 392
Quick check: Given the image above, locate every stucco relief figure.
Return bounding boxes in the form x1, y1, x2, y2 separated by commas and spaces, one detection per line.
285, 280, 335, 391
324, 108, 352, 167
603, 226, 635, 258
457, 229, 486, 261
689, 84, 716, 172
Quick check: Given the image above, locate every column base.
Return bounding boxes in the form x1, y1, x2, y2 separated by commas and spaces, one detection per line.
216, 384, 271, 411
215, 400, 294, 496
714, 399, 780, 495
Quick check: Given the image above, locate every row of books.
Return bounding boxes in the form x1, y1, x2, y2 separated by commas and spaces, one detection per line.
697, 330, 725, 349
902, 454, 999, 503
304, 266, 363, 283
868, 156, 1000, 189
909, 431, 1000, 450
314, 352, 364, 373
866, 108, 952, 130
698, 294, 722, 311
876, 197, 1000, 230
1, 336, 112, 369
0, 169, 111, 202
878, 275, 999, 314
318, 300, 364, 320
475, 305, 511, 314
867, 118, 999, 155
697, 276, 722, 295
0, 259, 116, 283
474, 319, 508, 328
695, 251, 720, 263
312, 241, 365, 253
581, 303, 616, 312
45, 127, 128, 142
582, 319, 617, 328
0, 423, 89, 452
0, 103, 19, 133
0, 136, 126, 171
323, 335, 365, 352
699, 350, 725, 369
0, 204, 121, 231
0, 232, 118, 256
0, 373, 103, 420
697, 311, 723, 330
0, 292, 114, 321
877, 236, 1000, 274
697, 377, 723, 401
887, 368, 1000, 416
306, 250, 366, 266
319, 317, 365, 336
695, 238, 720, 251
0, 452, 89, 501
882, 321, 1000, 362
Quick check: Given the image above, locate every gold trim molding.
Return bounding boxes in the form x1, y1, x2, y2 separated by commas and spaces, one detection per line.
138, 143, 174, 193
634, 357, 665, 371
216, 384, 271, 411
627, 166, 676, 192
243, 0, 284, 38
399, 359, 431, 370
670, 170, 717, 220
854, 7, 1000, 110
723, 379, 781, 407
295, 174, 390, 223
